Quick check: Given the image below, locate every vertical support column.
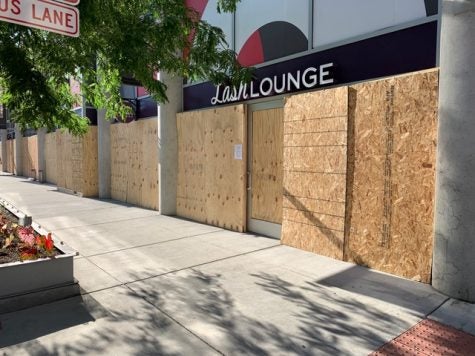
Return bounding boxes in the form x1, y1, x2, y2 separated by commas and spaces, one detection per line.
97, 109, 111, 198
14, 124, 22, 176
433, 0, 475, 302
0, 129, 6, 172
157, 72, 182, 215
37, 128, 47, 182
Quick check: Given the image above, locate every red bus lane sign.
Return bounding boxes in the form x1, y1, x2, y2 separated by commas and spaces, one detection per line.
0, 0, 79, 37
52, 0, 79, 5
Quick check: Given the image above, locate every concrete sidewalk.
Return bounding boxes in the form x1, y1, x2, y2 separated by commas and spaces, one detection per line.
0, 174, 474, 355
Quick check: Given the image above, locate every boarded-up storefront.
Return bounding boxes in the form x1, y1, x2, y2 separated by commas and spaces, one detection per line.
178, 70, 438, 283
344, 70, 438, 282
44, 132, 57, 184
177, 105, 247, 232
5, 139, 15, 174
56, 128, 99, 197
21, 136, 39, 179
110, 119, 159, 210
282, 70, 438, 282
282, 87, 349, 260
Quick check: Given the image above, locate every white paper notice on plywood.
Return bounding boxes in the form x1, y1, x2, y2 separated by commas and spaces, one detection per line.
234, 144, 243, 160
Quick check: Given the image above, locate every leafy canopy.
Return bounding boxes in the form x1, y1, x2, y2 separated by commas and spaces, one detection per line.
0, 0, 250, 134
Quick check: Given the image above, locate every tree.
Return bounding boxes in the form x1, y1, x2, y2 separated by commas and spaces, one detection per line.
0, 0, 250, 135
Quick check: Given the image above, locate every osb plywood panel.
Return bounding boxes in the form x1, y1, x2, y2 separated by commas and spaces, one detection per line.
21, 136, 38, 179
176, 110, 206, 222
282, 87, 348, 260
283, 195, 346, 217
5, 139, 15, 173
284, 116, 347, 134
55, 128, 98, 197
251, 108, 283, 224
130, 120, 158, 210
177, 105, 247, 232
346, 70, 438, 283
45, 132, 57, 184
111, 123, 129, 202
126, 124, 142, 206
71, 134, 84, 193
110, 120, 158, 210
204, 106, 247, 231
81, 127, 99, 197
140, 120, 159, 210
283, 146, 347, 173
56, 131, 73, 190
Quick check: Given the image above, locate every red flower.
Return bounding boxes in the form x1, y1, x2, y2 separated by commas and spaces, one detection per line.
44, 233, 54, 252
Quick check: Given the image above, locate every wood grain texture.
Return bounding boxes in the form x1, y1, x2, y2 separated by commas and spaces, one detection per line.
45, 132, 57, 184
21, 136, 39, 179
81, 127, 99, 197
281, 87, 348, 260
5, 139, 15, 173
55, 128, 98, 197
177, 110, 206, 222
345, 70, 438, 283
177, 105, 247, 232
251, 108, 284, 224
111, 123, 128, 202
110, 119, 159, 210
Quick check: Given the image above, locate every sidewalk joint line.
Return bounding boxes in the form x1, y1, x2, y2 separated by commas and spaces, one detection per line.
124, 283, 225, 355
82, 229, 224, 258
123, 244, 281, 285
34, 205, 128, 218
47, 213, 160, 232
425, 296, 451, 318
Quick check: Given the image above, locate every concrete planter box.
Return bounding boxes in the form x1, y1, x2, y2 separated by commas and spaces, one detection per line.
0, 199, 79, 314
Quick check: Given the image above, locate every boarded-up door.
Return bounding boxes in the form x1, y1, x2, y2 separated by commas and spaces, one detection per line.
248, 102, 284, 238
177, 105, 247, 232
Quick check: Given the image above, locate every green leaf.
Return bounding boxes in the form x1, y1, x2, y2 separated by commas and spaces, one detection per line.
0, 0, 248, 135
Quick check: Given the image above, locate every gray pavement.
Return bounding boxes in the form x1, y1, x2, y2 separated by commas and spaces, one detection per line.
0, 174, 474, 355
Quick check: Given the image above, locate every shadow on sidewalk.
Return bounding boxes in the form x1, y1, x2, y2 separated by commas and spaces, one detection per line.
0, 294, 107, 349
130, 265, 433, 355
316, 265, 443, 312
0, 288, 182, 355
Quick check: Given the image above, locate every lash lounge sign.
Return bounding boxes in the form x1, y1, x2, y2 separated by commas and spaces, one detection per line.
211, 63, 335, 106
0, 0, 79, 37
183, 21, 438, 111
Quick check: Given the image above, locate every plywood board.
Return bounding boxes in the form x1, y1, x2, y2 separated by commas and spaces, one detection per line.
139, 120, 159, 210
21, 136, 38, 179
281, 87, 348, 260
177, 110, 206, 222
345, 70, 438, 283
71, 134, 84, 193
251, 108, 284, 224
55, 128, 98, 197
44, 132, 57, 184
177, 105, 247, 232
111, 123, 129, 202
110, 119, 158, 210
81, 127, 99, 197
56, 131, 73, 190
5, 139, 15, 173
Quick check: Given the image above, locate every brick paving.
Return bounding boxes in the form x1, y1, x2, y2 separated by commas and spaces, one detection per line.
371, 319, 475, 356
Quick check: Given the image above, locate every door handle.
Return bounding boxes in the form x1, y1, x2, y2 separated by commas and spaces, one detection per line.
247, 171, 251, 191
